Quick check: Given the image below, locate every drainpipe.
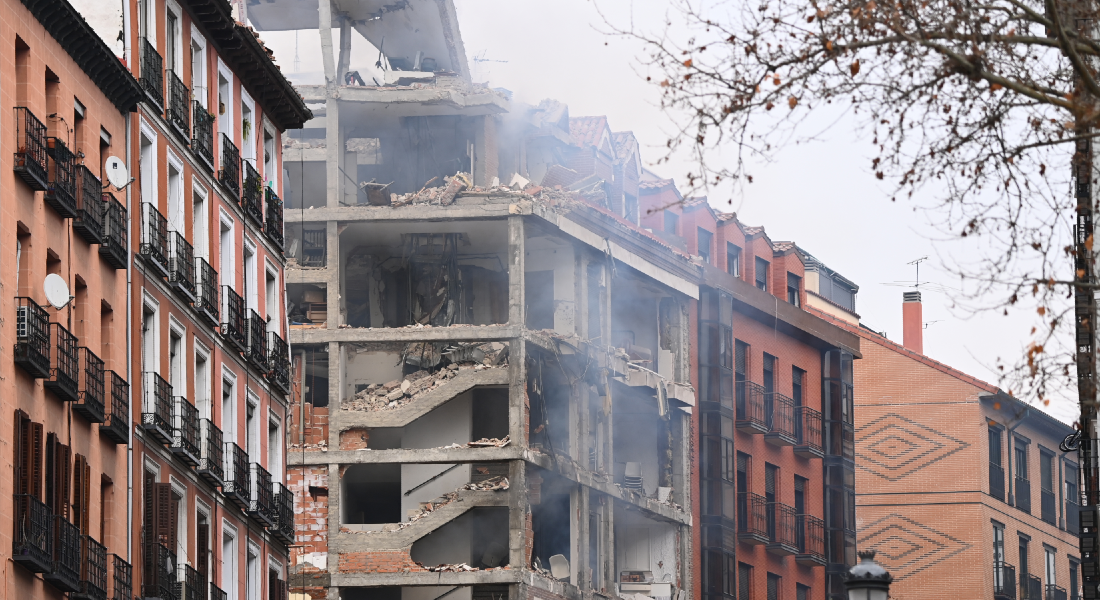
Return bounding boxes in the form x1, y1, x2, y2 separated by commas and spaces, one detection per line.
124, 109, 134, 562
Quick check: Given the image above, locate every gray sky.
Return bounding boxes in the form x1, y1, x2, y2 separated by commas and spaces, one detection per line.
260, 0, 1075, 424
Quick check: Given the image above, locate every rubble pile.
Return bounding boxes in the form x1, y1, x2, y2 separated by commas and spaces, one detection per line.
462, 475, 510, 491
445, 435, 511, 450
427, 563, 478, 573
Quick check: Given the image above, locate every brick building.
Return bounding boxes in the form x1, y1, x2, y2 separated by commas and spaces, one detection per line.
821, 294, 1081, 599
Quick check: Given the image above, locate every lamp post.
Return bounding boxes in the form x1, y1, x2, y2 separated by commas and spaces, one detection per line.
845, 550, 893, 600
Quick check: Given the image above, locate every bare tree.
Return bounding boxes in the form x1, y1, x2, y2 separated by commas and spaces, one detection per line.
614, 0, 1100, 409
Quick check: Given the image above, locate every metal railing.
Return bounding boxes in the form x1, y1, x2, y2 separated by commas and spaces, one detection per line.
246, 309, 267, 370
142, 372, 173, 445
991, 463, 1006, 501
140, 203, 170, 277
15, 297, 51, 378
140, 38, 164, 108
168, 232, 196, 301
175, 563, 201, 600
99, 194, 128, 270
1020, 573, 1042, 600
267, 331, 290, 395
735, 380, 767, 433
223, 442, 250, 509
737, 492, 768, 542
766, 501, 799, 553
1068, 498, 1080, 535
794, 514, 825, 565
221, 286, 246, 352
195, 257, 219, 327
242, 161, 263, 225
1046, 584, 1067, 600
141, 543, 177, 600
794, 406, 823, 457
46, 137, 77, 217
994, 562, 1016, 599
249, 463, 275, 526
45, 323, 79, 402
109, 555, 132, 600
1041, 487, 1057, 525
265, 187, 284, 249
273, 482, 294, 544
764, 392, 796, 445
219, 133, 240, 199
192, 102, 214, 171
166, 70, 189, 138
209, 582, 227, 600
13, 493, 53, 573
73, 347, 106, 423
198, 419, 224, 486
75, 535, 108, 600
1016, 478, 1032, 514
46, 516, 81, 592
14, 107, 48, 190
170, 396, 199, 466
101, 371, 129, 445
74, 165, 105, 244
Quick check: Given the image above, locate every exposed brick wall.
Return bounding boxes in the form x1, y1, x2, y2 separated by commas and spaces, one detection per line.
289, 402, 328, 448
288, 465, 329, 556
339, 428, 368, 450
338, 550, 426, 573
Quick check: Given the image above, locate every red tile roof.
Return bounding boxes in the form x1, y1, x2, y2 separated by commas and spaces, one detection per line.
612, 131, 636, 159
570, 116, 609, 149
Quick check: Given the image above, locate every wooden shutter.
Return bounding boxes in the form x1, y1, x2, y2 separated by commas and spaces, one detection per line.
268, 569, 279, 600
14, 410, 30, 496
142, 471, 157, 589
73, 454, 90, 534
58, 442, 72, 521
166, 489, 179, 552
196, 523, 209, 583
31, 422, 43, 500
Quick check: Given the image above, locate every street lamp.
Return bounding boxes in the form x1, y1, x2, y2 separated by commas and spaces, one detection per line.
845, 550, 893, 600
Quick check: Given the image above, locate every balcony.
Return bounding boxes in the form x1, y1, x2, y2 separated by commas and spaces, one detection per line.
736, 492, 769, 545
219, 133, 240, 200
46, 137, 78, 217
73, 347, 106, 423
765, 502, 799, 556
242, 161, 263, 226
1020, 574, 1042, 600
735, 381, 768, 434
990, 463, 1006, 502
793, 406, 823, 459
168, 232, 196, 302
194, 258, 219, 327
1041, 487, 1057, 525
141, 203, 170, 278
248, 463, 275, 527
140, 38, 164, 109
142, 372, 173, 445
246, 309, 267, 370
141, 543, 177, 600
764, 392, 796, 447
100, 371, 130, 445
45, 323, 79, 402
192, 102, 214, 172
166, 71, 189, 140
45, 516, 81, 592
265, 187, 284, 249
994, 562, 1016, 600
74, 165, 105, 244
1068, 498, 1080, 535
1046, 584, 1067, 600
13, 493, 53, 573
273, 482, 295, 545
1016, 478, 1032, 514
209, 583, 227, 600
794, 514, 826, 566
223, 442, 250, 510
14, 107, 48, 190
110, 555, 133, 600
15, 297, 51, 378
73, 535, 108, 600
99, 194, 128, 270
175, 563, 201, 600
267, 331, 291, 396
170, 396, 199, 467
221, 286, 247, 353
197, 419, 224, 487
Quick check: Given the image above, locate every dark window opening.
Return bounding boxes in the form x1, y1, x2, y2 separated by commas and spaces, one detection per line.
766, 573, 780, 600
531, 492, 570, 570
341, 463, 401, 524
525, 270, 555, 330
663, 211, 679, 236
410, 507, 510, 569
624, 194, 639, 224
727, 243, 741, 277
737, 562, 752, 600
787, 273, 801, 307
755, 257, 769, 291
698, 228, 713, 265
303, 346, 329, 408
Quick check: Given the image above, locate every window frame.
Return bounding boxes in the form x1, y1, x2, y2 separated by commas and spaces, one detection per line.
726, 243, 741, 277
755, 257, 769, 291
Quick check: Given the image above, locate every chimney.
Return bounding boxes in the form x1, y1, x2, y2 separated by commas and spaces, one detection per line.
902, 291, 923, 354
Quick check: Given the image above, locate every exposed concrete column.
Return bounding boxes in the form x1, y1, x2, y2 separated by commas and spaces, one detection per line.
473, 115, 499, 187
508, 215, 525, 330
328, 340, 342, 447
325, 100, 344, 209
327, 458, 341, 600
336, 16, 351, 82
507, 456, 528, 572
317, 0, 337, 86
574, 486, 591, 589
326, 221, 341, 328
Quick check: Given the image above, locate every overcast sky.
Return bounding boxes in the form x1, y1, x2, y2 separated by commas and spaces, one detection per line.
259, 0, 1075, 424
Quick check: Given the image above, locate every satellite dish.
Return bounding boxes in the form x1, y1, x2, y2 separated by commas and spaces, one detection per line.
104, 156, 129, 188
44, 274, 71, 310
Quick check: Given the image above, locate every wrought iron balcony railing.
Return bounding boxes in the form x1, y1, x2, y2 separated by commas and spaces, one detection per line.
735, 380, 768, 434
793, 406, 823, 459
45, 515, 81, 592
141, 542, 177, 600
15, 297, 51, 378
101, 371, 129, 445
74, 165, 105, 244
223, 442, 250, 510
140, 203, 170, 278
736, 492, 769, 545
1016, 478, 1032, 514
140, 38, 164, 109
46, 137, 77, 217
248, 463, 275, 527
74, 535, 108, 600
1046, 584, 1068, 600
168, 232, 196, 302
166, 70, 189, 140
198, 418, 224, 487
1041, 487, 1057, 526
221, 286, 246, 353
194, 257, 219, 327
273, 482, 294, 545
141, 372, 173, 445
99, 194, 128, 270
219, 133, 240, 200
14, 107, 48, 190
73, 346, 106, 424
994, 562, 1017, 600
764, 501, 799, 556
267, 331, 290, 395
991, 463, 1006, 502
242, 161, 263, 225
13, 493, 53, 573
110, 554, 132, 600
192, 102, 214, 172
794, 514, 826, 566
264, 187, 284, 249
246, 309, 267, 370
1068, 498, 1080, 535
764, 392, 796, 447
175, 563, 201, 600
170, 396, 199, 467
45, 323, 79, 402
209, 582, 227, 600
1021, 573, 1042, 600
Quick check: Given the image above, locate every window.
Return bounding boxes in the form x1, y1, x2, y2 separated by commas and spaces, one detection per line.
195, 346, 211, 419
166, 5, 180, 72
766, 573, 780, 600
1071, 559, 1080, 600
787, 273, 801, 307
266, 266, 279, 332
197, 510, 212, 588
268, 413, 282, 476
993, 522, 1006, 592
763, 354, 775, 428
263, 127, 276, 188
698, 228, 713, 265
45, 433, 71, 520
1019, 536, 1030, 580
247, 544, 261, 600
244, 238, 258, 312
193, 183, 209, 259
624, 193, 638, 224
1040, 449, 1056, 524
765, 464, 778, 541
663, 211, 679, 235
139, 128, 156, 207
142, 301, 158, 372
792, 368, 804, 407
737, 563, 752, 600
1015, 438, 1029, 480
795, 584, 809, 600
727, 243, 741, 277
1045, 546, 1056, 587
1067, 463, 1081, 534
13, 410, 43, 498
1015, 438, 1031, 513
222, 526, 238, 600
218, 70, 232, 136
220, 214, 235, 288
736, 453, 750, 530
222, 372, 236, 443
191, 34, 207, 106
734, 340, 748, 420
143, 469, 178, 561
989, 426, 1005, 502
755, 257, 769, 291
241, 97, 255, 165
169, 326, 184, 393
246, 396, 259, 459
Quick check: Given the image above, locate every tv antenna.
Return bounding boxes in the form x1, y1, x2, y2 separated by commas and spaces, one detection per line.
908, 256, 929, 288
